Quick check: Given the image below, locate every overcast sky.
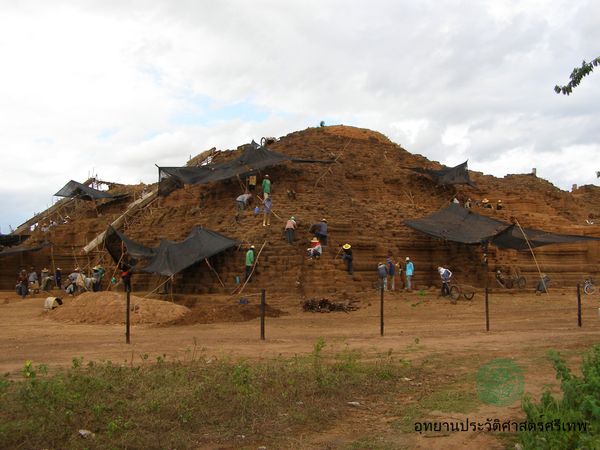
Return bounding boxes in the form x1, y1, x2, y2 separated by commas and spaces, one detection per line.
1, 0, 599, 232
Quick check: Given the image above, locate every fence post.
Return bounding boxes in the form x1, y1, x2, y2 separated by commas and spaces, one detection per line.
126, 290, 131, 344
577, 283, 582, 327
260, 288, 266, 340
380, 286, 384, 336
485, 287, 489, 332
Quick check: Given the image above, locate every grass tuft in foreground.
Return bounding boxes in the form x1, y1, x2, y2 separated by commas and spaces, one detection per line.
0, 339, 409, 449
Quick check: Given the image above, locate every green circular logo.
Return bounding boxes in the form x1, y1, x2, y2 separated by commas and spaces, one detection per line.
476, 358, 524, 406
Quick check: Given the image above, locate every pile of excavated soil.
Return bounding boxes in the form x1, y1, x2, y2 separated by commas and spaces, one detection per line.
48, 292, 190, 325
165, 303, 286, 325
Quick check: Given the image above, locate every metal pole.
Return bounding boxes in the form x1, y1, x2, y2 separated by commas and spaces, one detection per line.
577, 283, 582, 327
485, 287, 489, 332
260, 288, 266, 340
126, 290, 131, 344
380, 286, 384, 336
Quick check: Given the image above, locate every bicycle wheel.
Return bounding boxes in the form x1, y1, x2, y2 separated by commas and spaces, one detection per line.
463, 291, 475, 300
504, 279, 514, 289
450, 285, 461, 302
516, 277, 526, 290
584, 283, 596, 295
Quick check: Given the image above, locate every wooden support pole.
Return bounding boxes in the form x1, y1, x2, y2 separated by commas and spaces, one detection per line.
577, 283, 582, 327
205, 258, 225, 288
126, 290, 131, 344
260, 289, 266, 341
485, 287, 490, 332
380, 286, 384, 336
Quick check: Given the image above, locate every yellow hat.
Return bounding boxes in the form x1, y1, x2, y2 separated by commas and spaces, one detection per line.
343, 243, 351, 250
311, 237, 320, 243
482, 198, 489, 203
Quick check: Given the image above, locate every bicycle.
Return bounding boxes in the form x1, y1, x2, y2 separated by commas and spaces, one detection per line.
584, 277, 595, 295
495, 270, 527, 290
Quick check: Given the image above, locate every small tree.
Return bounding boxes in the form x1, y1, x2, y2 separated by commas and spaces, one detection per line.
554, 56, 600, 95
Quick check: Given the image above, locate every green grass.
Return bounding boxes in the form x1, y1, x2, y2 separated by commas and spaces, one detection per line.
0, 340, 411, 449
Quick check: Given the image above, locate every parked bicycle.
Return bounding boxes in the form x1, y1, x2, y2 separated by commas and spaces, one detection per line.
583, 277, 595, 295
495, 269, 526, 290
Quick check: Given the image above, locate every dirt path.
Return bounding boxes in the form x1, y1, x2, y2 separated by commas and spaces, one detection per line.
2, 288, 599, 448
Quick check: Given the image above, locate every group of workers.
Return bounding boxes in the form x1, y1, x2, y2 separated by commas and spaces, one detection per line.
376, 257, 416, 291
15, 265, 106, 298
235, 174, 272, 225
462, 197, 503, 210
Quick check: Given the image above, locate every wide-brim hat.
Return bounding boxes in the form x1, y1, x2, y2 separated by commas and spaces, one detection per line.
250, 245, 255, 249
311, 237, 320, 243
56, 267, 62, 271
42, 267, 48, 271
92, 265, 100, 270
405, 257, 410, 261
74, 267, 80, 271
321, 218, 327, 222
343, 243, 351, 250
482, 198, 489, 202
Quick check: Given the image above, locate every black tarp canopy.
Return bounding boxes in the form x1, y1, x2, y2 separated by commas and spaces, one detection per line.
55, 180, 116, 201
105, 226, 157, 267
158, 141, 335, 195
492, 224, 600, 250
404, 203, 507, 245
0, 241, 51, 258
0, 234, 27, 247
404, 203, 600, 249
105, 226, 239, 276
158, 141, 290, 195
412, 161, 477, 187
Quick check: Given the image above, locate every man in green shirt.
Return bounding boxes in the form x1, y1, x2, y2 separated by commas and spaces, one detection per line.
245, 245, 255, 281
262, 174, 271, 198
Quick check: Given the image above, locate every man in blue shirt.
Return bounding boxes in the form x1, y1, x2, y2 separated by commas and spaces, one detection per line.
405, 257, 414, 292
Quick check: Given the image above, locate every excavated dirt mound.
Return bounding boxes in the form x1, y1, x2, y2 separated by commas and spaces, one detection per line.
165, 303, 286, 325
48, 292, 190, 325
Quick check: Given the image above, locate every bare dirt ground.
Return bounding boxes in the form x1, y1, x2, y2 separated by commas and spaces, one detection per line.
2, 288, 600, 449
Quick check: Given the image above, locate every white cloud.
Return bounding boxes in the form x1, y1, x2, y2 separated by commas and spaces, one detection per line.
1, 0, 599, 230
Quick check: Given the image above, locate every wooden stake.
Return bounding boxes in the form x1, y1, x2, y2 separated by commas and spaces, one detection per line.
260, 288, 266, 340
126, 289, 131, 344
205, 258, 225, 288
577, 283, 582, 327
380, 286, 384, 336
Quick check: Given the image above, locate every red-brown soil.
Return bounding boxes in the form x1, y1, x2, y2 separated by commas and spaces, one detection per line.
2, 287, 600, 448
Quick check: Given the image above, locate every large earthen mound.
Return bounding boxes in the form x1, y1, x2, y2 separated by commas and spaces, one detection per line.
48, 292, 190, 325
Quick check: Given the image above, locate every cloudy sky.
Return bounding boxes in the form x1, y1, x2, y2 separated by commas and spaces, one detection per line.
1, 0, 599, 232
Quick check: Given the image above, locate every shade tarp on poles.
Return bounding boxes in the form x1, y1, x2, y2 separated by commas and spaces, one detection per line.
404, 203, 507, 244
412, 161, 477, 187
105, 226, 239, 276
404, 203, 600, 249
105, 226, 156, 267
158, 141, 290, 195
54, 180, 115, 201
142, 228, 239, 276
0, 234, 27, 247
0, 241, 51, 257
491, 224, 600, 250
